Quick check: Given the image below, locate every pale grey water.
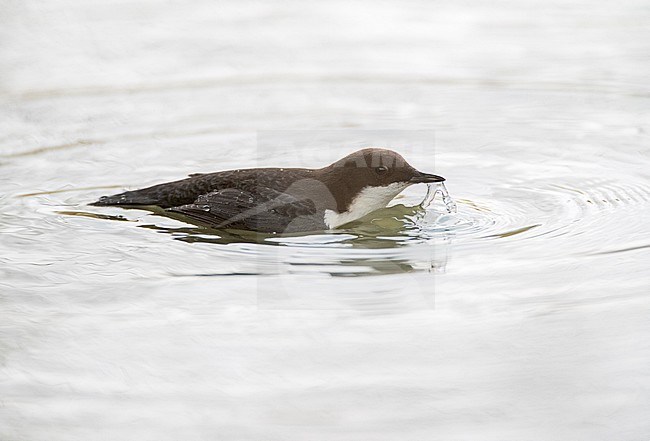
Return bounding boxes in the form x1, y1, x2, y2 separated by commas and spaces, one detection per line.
2, 0, 650, 440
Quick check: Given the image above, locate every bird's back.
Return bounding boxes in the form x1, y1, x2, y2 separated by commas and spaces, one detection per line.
92, 167, 316, 208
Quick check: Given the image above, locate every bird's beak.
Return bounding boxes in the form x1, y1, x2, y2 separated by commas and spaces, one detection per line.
410, 171, 445, 183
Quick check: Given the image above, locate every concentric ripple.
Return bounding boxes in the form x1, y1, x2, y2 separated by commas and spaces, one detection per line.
54, 169, 650, 277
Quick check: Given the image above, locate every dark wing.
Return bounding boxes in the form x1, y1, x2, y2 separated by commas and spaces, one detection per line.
91, 176, 215, 208
90, 169, 313, 209
167, 187, 320, 233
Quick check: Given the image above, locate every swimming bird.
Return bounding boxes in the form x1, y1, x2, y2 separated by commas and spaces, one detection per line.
91, 148, 445, 233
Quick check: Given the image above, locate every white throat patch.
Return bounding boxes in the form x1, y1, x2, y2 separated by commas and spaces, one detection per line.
323, 182, 410, 229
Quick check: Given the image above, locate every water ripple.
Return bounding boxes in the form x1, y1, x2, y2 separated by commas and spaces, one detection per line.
47, 170, 649, 277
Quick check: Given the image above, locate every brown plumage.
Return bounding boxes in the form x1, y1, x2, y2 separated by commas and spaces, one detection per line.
91, 148, 445, 233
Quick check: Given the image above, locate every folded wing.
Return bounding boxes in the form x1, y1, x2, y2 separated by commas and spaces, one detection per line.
167, 187, 319, 233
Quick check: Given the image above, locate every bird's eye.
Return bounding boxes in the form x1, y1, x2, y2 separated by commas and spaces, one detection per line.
375, 166, 388, 173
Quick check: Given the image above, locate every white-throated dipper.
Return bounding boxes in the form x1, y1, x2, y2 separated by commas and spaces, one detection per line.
91, 148, 445, 233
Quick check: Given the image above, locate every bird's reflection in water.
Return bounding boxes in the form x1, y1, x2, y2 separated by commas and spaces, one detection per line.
137, 203, 420, 246
129, 203, 451, 276
62, 202, 450, 276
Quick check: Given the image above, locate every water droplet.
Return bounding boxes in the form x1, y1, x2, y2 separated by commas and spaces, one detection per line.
421, 182, 457, 214
439, 183, 457, 214
420, 184, 437, 208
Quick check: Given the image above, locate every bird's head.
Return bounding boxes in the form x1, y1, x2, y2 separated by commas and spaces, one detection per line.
320, 148, 445, 221
330, 147, 444, 187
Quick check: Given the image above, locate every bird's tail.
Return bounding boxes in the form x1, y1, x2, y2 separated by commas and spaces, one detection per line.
90, 190, 159, 207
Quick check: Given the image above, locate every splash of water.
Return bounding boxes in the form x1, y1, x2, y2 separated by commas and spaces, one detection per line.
421, 182, 457, 214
